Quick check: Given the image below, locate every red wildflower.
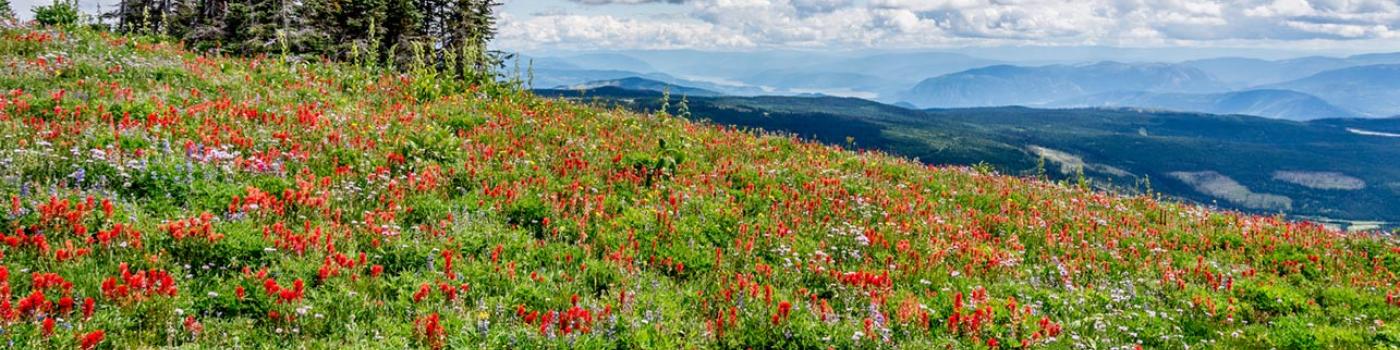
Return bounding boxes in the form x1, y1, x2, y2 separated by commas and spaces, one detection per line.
82, 297, 95, 319
416, 313, 445, 349
184, 315, 204, 335
413, 283, 431, 303
79, 330, 104, 350
58, 296, 73, 314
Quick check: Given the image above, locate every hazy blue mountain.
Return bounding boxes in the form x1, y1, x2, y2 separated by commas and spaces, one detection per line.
900, 62, 1227, 108
1182, 57, 1346, 86
808, 52, 1003, 84
743, 70, 887, 90
514, 53, 656, 73
1050, 89, 1359, 121
558, 77, 721, 97
621, 50, 845, 79
526, 68, 667, 90
1349, 52, 1400, 65
516, 55, 581, 71
608, 50, 1003, 92
557, 53, 657, 73
1265, 64, 1400, 117
738, 70, 895, 99
1183, 53, 1400, 86
525, 67, 771, 96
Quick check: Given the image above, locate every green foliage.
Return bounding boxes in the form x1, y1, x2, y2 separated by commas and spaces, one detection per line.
2, 24, 1399, 350
0, 0, 15, 20
34, 0, 80, 26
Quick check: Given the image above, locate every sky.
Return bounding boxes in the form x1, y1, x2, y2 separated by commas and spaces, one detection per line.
496, 0, 1400, 55
10, 0, 1400, 56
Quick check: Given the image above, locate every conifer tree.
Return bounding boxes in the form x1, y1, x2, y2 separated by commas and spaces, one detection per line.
0, 0, 15, 21
106, 0, 498, 73
303, 0, 391, 60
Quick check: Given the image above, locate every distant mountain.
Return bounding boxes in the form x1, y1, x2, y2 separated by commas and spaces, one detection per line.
620, 50, 842, 79
536, 87, 1400, 224
1348, 52, 1400, 65
1183, 53, 1400, 86
742, 71, 887, 90
737, 70, 894, 99
556, 53, 657, 73
1182, 57, 1349, 86
542, 51, 1004, 100
527, 68, 667, 90
557, 77, 720, 97
1265, 64, 1400, 117
524, 67, 770, 96
1051, 89, 1359, 121
731, 52, 1003, 100
900, 62, 1227, 108
808, 52, 1003, 85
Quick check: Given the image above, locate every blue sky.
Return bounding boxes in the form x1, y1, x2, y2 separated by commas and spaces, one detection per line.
496, 0, 1400, 54
12, 0, 1400, 55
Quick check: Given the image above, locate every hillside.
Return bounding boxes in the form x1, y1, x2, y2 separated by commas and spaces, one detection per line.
901, 62, 1226, 108
557, 77, 721, 97
4, 26, 1400, 350
1183, 54, 1400, 87
1265, 65, 1400, 117
537, 88, 1400, 226
1049, 89, 1359, 121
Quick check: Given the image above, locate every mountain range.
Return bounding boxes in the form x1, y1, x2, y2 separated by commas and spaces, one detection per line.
1183, 53, 1400, 86
1261, 65, 1400, 117
1048, 89, 1359, 121
555, 77, 721, 97
899, 62, 1228, 108
521, 50, 1400, 120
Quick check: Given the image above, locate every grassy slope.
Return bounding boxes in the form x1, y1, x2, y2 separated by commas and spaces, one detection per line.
2, 27, 1400, 349
536, 88, 1400, 225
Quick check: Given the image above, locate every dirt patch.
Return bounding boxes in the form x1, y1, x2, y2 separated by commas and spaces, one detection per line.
1169, 171, 1292, 210
1272, 171, 1365, 190
1027, 145, 1131, 177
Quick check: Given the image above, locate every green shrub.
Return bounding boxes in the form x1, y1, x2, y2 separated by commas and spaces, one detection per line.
33, 0, 79, 27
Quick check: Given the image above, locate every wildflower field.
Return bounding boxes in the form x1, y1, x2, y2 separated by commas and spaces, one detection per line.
2, 26, 1400, 349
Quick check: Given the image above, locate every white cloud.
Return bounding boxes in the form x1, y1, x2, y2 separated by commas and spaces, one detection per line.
499, 0, 1400, 50
498, 12, 756, 50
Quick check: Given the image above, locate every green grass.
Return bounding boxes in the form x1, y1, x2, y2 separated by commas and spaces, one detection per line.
1, 26, 1399, 349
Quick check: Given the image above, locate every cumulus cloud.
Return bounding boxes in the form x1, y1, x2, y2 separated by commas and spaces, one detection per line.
498, 13, 755, 50
496, 0, 1400, 50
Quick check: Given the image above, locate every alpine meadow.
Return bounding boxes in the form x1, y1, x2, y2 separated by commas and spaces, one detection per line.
2, 0, 1400, 349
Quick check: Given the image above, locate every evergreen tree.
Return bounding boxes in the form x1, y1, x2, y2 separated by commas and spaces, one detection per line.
229, 0, 306, 55
106, 0, 499, 72
448, 0, 502, 79
379, 0, 424, 64
0, 0, 15, 21
107, 0, 177, 34
303, 0, 392, 60
178, 0, 232, 51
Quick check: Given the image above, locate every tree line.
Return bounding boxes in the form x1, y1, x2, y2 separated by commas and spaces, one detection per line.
6, 0, 503, 78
